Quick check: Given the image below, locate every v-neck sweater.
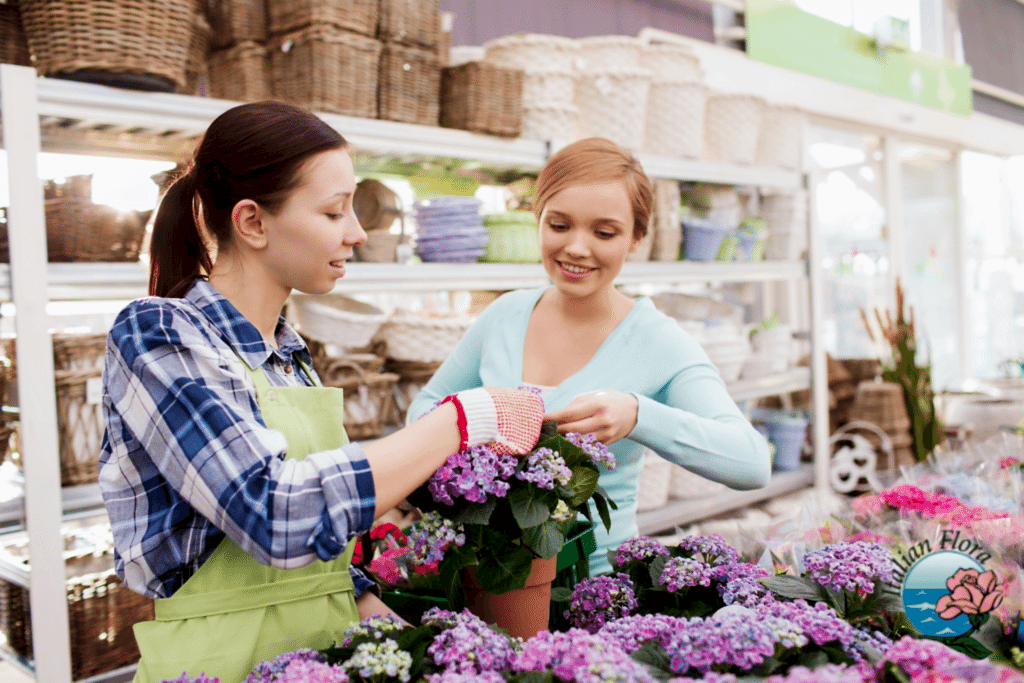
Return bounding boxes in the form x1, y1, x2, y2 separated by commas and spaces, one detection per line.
407, 286, 771, 575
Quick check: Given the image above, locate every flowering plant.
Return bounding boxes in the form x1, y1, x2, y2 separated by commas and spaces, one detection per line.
405, 422, 616, 608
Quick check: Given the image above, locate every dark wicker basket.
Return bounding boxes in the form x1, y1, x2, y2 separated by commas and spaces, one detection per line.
45, 196, 146, 262
377, 0, 439, 49
210, 0, 266, 48
378, 42, 440, 125
0, 0, 32, 66
317, 358, 399, 440
209, 40, 270, 102
266, 0, 377, 37
440, 61, 523, 137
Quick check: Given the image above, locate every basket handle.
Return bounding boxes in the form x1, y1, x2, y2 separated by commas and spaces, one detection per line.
321, 358, 371, 385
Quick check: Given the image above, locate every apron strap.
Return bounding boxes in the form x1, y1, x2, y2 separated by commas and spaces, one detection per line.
155, 567, 355, 621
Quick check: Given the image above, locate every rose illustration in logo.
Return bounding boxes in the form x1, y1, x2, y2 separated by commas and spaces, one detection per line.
935, 568, 1004, 619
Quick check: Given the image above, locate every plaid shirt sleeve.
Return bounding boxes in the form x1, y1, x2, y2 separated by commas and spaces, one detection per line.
100, 296, 377, 598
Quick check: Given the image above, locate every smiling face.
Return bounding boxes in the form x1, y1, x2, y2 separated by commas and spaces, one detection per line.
261, 148, 365, 295
539, 180, 641, 300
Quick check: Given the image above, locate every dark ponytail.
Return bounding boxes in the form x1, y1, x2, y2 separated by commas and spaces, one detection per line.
148, 101, 347, 298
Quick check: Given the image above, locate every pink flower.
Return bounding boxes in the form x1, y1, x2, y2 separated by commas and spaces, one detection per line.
998, 456, 1022, 469
851, 494, 884, 516
935, 568, 1005, 619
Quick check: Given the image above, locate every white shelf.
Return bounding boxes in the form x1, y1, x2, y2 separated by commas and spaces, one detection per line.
638, 153, 803, 188
726, 366, 811, 401
635, 463, 815, 535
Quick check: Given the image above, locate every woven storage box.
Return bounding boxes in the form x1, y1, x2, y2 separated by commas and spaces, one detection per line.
0, 0, 32, 67
209, 40, 270, 102
317, 358, 399, 439
378, 42, 441, 125
374, 314, 471, 364
440, 61, 523, 137
640, 43, 702, 83
290, 293, 388, 352
520, 69, 576, 109
266, 0, 377, 36
377, 0, 439, 49
574, 69, 651, 152
0, 526, 155, 680
703, 93, 767, 165
756, 104, 806, 170
386, 358, 441, 418
181, 9, 212, 96
45, 196, 146, 262
270, 25, 380, 117
643, 82, 707, 158
521, 104, 578, 144
482, 211, 540, 263
355, 231, 402, 262
577, 35, 642, 72
211, 0, 267, 48
19, 0, 194, 92
648, 178, 682, 262
483, 33, 579, 74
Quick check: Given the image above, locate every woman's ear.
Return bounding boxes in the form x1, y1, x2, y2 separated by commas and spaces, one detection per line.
231, 199, 268, 250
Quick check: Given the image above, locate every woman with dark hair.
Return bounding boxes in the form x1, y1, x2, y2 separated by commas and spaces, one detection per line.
408, 137, 771, 576
100, 101, 544, 683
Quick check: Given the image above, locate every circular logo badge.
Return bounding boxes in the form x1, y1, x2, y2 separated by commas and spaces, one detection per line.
901, 550, 983, 638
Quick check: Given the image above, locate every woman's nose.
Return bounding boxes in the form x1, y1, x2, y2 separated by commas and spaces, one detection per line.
346, 213, 368, 246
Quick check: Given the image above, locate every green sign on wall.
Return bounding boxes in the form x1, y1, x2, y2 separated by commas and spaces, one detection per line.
746, 0, 972, 116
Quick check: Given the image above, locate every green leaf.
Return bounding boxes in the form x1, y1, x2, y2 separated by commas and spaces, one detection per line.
550, 586, 573, 602
825, 586, 847, 618
508, 488, 551, 529
539, 421, 560, 441
880, 661, 913, 683
511, 672, 556, 683
595, 484, 618, 510
760, 575, 829, 602
647, 555, 668, 587
523, 520, 566, 559
591, 491, 614, 532
929, 635, 992, 660
567, 466, 600, 507
458, 496, 497, 525
629, 641, 675, 680
868, 589, 905, 613
476, 545, 534, 594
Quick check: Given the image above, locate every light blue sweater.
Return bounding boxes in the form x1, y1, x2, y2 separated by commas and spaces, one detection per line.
407, 287, 772, 575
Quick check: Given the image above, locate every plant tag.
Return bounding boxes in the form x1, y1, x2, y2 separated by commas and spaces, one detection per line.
86, 377, 103, 405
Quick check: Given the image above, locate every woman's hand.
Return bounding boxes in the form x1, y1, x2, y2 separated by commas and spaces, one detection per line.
543, 390, 639, 445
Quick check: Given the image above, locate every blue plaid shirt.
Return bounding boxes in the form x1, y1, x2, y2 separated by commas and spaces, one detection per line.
99, 279, 378, 599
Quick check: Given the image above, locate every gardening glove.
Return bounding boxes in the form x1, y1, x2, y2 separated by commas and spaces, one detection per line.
440, 387, 544, 455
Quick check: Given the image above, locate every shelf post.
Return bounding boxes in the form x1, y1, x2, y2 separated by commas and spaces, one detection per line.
0, 64, 74, 683
806, 170, 831, 491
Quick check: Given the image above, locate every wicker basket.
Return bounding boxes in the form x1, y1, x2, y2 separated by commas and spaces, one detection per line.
756, 104, 806, 170
521, 104, 578, 144
0, 0, 32, 67
0, 527, 155, 680
377, 0, 439, 48
640, 43, 702, 84
440, 61, 523, 137
373, 314, 472, 364
290, 293, 388, 351
211, 0, 266, 48
378, 42, 441, 125
269, 24, 381, 117
317, 359, 399, 440
209, 40, 270, 102
45, 196, 146, 262
703, 93, 767, 165
643, 81, 707, 158
574, 69, 651, 152
520, 69, 576, 109
385, 358, 441, 419
482, 211, 540, 263
266, 0, 377, 36
577, 35, 642, 72
649, 178, 682, 262
181, 9, 211, 96
483, 33, 579, 74
19, 0, 194, 91
354, 231, 402, 262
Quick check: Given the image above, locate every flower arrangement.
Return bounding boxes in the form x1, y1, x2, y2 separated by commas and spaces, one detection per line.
404, 422, 616, 608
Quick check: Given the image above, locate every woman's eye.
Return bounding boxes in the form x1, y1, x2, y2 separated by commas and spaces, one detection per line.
597, 231, 616, 239
326, 212, 343, 220
549, 222, 569, 231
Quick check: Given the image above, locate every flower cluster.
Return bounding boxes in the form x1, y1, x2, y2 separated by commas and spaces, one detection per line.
880, 636, 973, 679
423, 671, 505, 683
564, 432, 616, 469
677, 533, 740, 572
875, 483, 1013, 528
564, 573, 638, 633
658, 556, 715, 591
425, 610, 517, 674
759, 600, 854, 652
511, 628, 654, 683
717, 562, 774, 608
662, 608, 781, 674
803, 541, 897, 596
615, 535, 670, 566
245, 649, 332, 683
427, 446, 518, 506
597, 613, 688, 654
163, 674, 221, 683
343, 640, 412, 683
763, 663, 875, 683
515, 446, 572, 489
407, 512, 465, 566
340, 614, 406, 647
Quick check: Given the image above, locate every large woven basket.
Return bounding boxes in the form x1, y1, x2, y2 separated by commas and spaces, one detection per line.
703, 93, 767, 165
374, 314, 472, 364
378, 42, 441, 125
643, 81, 707, 158
648, 178, 682, 262
377, 0, 439, 48
290, 293, 388, 352
521, 104, 578, 145
209, 40, 270, 102
269, 25, 381, 117
210, 0, 267, 49
640, 43, 702, 84
483, 33, 579, 74
317, 359, 400, 440
574, 69, 651, 152
520, 69, 576, 109
756, 104, 806, 170
181, 9, 212, 96
577, 35, 642, 72
354, 230, 402, 262
440, 61, 523, 137
45, 196, 146, 262
0, 0, 32, 67
266, 0, 377, 37
19, 0, 194, 92
385, 358, 442, 419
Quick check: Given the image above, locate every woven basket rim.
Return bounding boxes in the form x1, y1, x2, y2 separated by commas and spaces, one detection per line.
292, 293, 387, 319
483, 32, 579, 51
270, 24, 382, 48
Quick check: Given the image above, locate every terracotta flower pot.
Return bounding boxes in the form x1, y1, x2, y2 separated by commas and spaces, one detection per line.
462, 556, 558, 639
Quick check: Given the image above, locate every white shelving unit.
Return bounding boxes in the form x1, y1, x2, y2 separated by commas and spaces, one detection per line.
0, 66, 828, 682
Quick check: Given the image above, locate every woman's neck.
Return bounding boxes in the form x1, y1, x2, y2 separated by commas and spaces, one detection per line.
207, 256, 287, 348
546, 285, 629, 325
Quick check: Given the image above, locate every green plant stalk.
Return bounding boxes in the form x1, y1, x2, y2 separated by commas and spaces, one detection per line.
880, 323, 941, 463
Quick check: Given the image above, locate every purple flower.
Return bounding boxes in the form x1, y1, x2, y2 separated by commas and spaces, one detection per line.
846, 625, 894, 662
565, 432, 616, 470
758, 599, 855, 650
598, 614, 689, 653
424, 672, 506, 683
662, 607, 780, 674
408, 511, 465, 566
245, 649, 327, 683
516, 447, 572, 489
803, 541, 897, 596
764, 663, 876, 683
512, 629, 655, 683
428, 446, 518, 505
614, 536, 670, 567
676, 534, 740, 571
427, 613, 516, 673
340, 614, 407, 646
658, 557, 715, 591
881, 635, 972, 679
564, 573, 638, 633
718, 562, 775, 608
162, 675, 221, 683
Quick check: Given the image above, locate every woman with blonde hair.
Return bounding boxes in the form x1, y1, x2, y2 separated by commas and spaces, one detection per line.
408, 137, 771, 574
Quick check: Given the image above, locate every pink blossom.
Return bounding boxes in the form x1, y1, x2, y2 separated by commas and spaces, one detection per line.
851, 494, 885, 516
935, 568, 1005, 619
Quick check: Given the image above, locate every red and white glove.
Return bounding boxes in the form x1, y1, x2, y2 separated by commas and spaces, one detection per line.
440, 387, 544, 455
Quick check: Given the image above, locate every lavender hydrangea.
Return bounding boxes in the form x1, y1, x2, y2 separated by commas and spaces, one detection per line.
512, 628, 655, 683
803, 541, 897, 596
245, 649, 328, 683
428, 446, 518, 505
408, 511, 465, 566
427, 611, 517, 674
658, 557, 715, 591
516, 447, 572, 489
717, 562, 775, 608
758, 600, 854, 650
614, 536, 670, 567
341, 640, 412, 683
598, 614, 689, 654
564, 573, 638, 633
162, 674, 222, 683
340, 614, 407, 646
846, 625, 894, 662
881, 635, 972, 679
565, 432, 616, 469
275, 659, 349, 683
424, 671, 506, 683
662, 608, 781, 674
676, 534, 740, 570
764, 663, 875, 683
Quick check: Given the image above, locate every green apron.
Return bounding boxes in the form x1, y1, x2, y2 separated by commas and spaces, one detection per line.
133, 359, 361, 683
